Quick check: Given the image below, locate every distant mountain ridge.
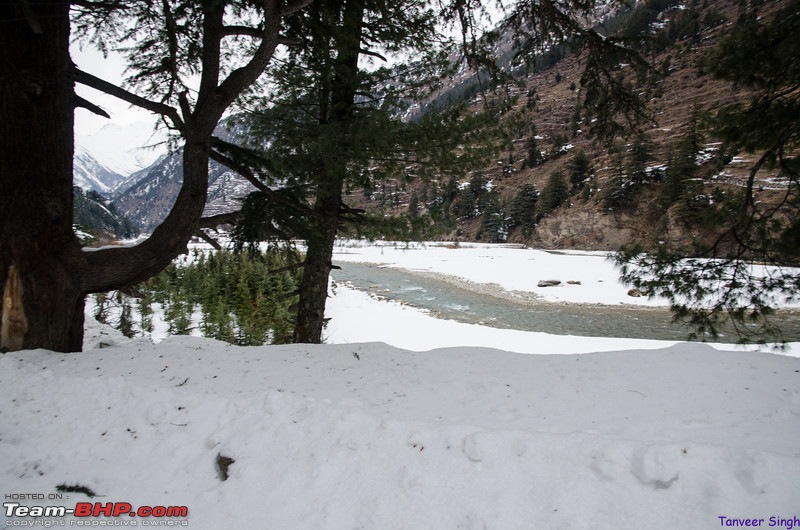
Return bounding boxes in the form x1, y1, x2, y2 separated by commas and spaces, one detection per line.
76, 121, 168, 178
110, 119, 256, 231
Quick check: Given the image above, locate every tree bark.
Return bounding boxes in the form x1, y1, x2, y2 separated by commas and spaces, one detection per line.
0, 1, 85, 352
293, 179, 344, 343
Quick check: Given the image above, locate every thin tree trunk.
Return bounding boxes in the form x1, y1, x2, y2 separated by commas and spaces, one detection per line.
292, 0, 365, 344
293, 179, 344, 343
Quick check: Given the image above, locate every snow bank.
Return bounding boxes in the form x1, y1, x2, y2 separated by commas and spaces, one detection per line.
324, 280, 681, 354
2, 333, 799, 529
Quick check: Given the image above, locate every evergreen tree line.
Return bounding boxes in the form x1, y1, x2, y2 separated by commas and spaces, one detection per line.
602, 110, 741, 230
94, 249, 302, 346
410, 110, 737, 243
407, 149, 594, 242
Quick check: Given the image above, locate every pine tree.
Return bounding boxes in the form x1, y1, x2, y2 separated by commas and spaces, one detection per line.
478, 193, 507, 243
567, 150, 592, 191
408, 193, 420, 218
234, 0, 501, 343
525, 126, 546, 167
509, 184, 540, 236
537, 171, 570, 218
628, 138, 652, 186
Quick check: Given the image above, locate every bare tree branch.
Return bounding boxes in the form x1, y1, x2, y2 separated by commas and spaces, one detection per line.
221, 25, 263, 38
73, 67, 184, 131
359, 48, 387, 62
199, 211, 243, 230
208, 147, 272, 194
193, 229, 222, 250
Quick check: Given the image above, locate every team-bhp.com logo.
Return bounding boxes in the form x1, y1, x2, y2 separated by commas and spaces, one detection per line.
4, 501, 189, 526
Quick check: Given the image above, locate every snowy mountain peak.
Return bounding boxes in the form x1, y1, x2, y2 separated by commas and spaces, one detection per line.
73, 145, 126, 194
75, 120, 169, 178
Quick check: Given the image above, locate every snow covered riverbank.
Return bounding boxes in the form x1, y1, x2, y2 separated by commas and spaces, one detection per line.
2, 241, 799, 529
326, 240, 800, 353
332, 240, 669, 306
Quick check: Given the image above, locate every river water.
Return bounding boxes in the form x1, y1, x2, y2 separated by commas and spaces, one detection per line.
331, 261, 800, 343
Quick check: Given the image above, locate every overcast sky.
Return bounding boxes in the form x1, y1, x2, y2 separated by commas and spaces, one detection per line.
71, 44, 157, 137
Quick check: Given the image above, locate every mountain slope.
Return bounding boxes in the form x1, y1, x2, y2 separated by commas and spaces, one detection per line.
73, 145, 126, 194
113, 151, 255, 232
104, 0, 789, 252
352, 0, 790, 253
76, 121, 168, 177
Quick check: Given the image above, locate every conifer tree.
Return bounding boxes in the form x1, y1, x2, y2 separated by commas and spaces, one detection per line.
0, 0, 310, 352
568, 150, 593, 191
526, 126, 546, 167
509, 184, 540, 233
478, 194, 507, 243
538, 171, 569, 218
235, 0, 501, 343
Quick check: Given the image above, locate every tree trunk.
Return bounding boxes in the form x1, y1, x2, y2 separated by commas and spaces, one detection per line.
292, 0, 365, 344
0, 1, 85, 352
293, 179, 344, 343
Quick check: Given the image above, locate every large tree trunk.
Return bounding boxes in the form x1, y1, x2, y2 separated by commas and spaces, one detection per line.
0, 1, 85, 352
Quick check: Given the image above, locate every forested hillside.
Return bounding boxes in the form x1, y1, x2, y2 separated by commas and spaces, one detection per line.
73, 187, 139, 242
85, 0, 795, 259
348, 0, 796, 255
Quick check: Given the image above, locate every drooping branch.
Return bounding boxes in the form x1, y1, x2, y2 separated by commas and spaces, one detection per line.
359, 48, 387, 62
194, 229, 222, 250
208, 145, 272, 194
73, 67, 184, 131
195, 212, 239, 249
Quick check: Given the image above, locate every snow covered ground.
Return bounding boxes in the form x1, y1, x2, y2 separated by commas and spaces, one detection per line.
2, 242, 799, 529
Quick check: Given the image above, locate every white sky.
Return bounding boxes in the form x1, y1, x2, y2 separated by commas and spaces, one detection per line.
71, 43, 158, 137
